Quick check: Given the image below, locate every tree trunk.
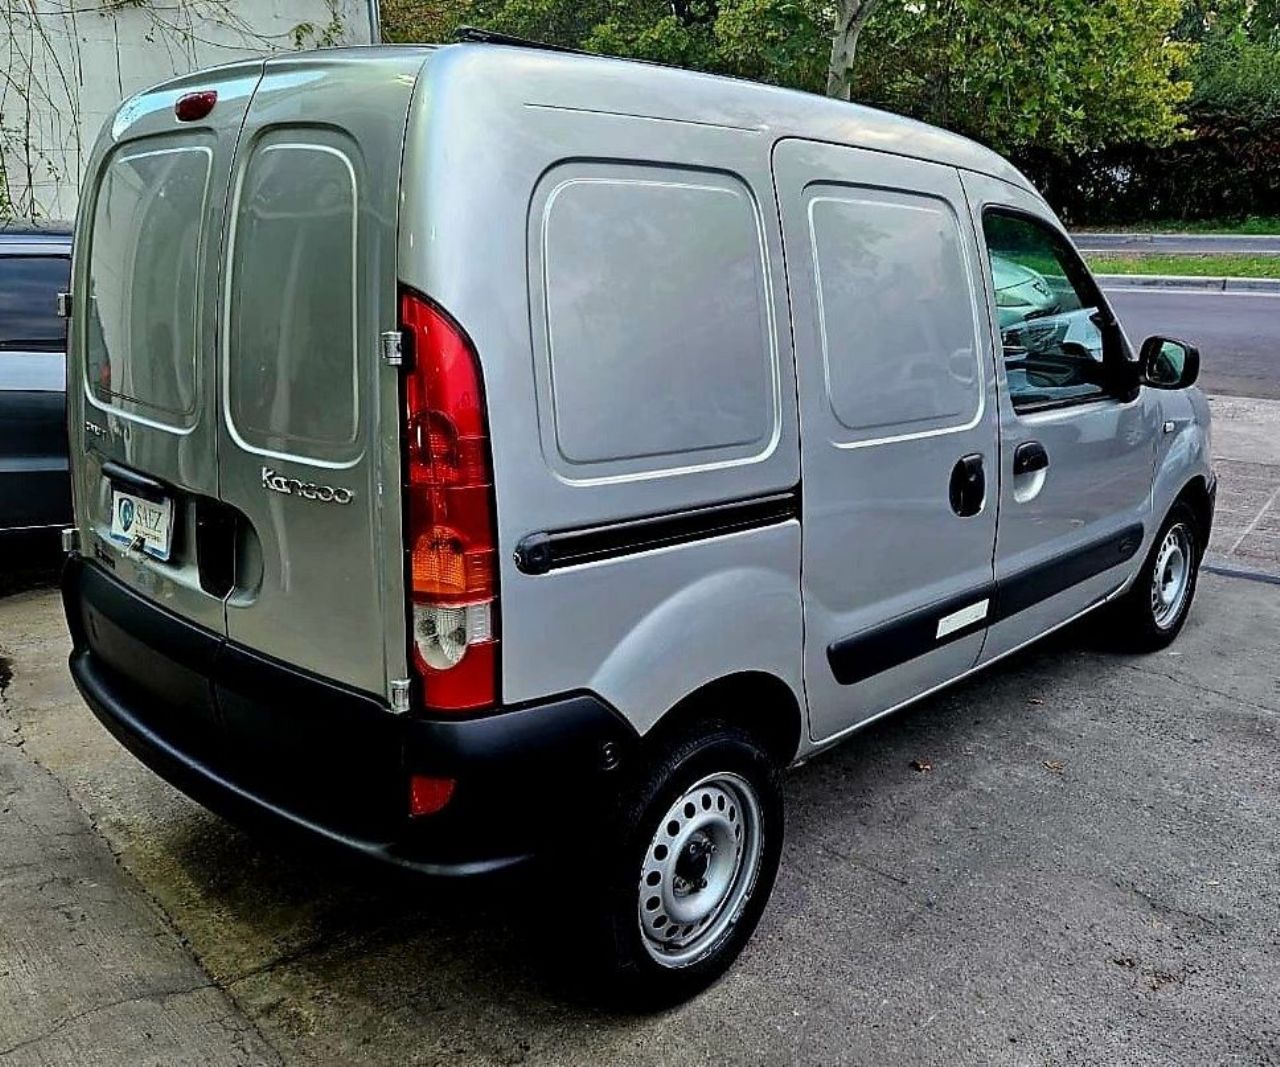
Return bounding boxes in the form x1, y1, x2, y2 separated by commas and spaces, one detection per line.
826, 0, 881, 101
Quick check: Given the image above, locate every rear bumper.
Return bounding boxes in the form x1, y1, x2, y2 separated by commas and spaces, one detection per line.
63, 556, 636, 876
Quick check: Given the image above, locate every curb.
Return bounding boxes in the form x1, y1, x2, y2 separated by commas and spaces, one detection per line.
1203, 560, 1280, 587
1095, 273, 1280, 293
1074, 231, 1280, 241
1072, 232, 1280, 253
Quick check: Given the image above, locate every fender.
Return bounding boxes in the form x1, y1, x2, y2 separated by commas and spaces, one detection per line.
586, 545, 805, 740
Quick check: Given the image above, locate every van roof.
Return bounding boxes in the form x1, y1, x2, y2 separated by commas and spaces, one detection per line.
371, 40, 1037, 194
128, 42, 1035, 195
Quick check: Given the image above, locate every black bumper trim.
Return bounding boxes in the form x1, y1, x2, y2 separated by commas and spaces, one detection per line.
63, 556, 636, 877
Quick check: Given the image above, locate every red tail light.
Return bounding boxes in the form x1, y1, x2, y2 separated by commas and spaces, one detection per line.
401, 290, 497, 712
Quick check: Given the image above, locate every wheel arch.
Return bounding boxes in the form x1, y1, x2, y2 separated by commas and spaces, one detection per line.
1171, 475, 1214, 555
642, 671, 804, 768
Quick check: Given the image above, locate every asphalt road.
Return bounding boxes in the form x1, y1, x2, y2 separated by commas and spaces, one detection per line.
1104, 286, 1280, 400
1075, 232, 1280, 255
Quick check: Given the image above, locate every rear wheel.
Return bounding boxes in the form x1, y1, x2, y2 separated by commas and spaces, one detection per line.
1105, 502, 1201, 651
594, 721, 783, 1007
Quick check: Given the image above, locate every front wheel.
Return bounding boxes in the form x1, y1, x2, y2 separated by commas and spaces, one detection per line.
594, 721, 784, 1007
1105, 502, 1201, 651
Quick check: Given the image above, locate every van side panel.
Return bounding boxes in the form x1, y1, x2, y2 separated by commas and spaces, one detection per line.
398, 48, 804, 732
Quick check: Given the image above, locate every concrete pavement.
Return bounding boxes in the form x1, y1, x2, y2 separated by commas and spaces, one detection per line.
1, 566, 1278, 1064
0, 661, 277, 1064
1204, 395, 1280, 576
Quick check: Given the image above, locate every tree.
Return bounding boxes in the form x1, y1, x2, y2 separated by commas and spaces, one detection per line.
381, 0, 1190, 160
852, 0, 1190, 157
826, 0, 883, 100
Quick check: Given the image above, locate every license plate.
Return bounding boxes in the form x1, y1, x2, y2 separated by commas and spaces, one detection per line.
109, 489, 173, 560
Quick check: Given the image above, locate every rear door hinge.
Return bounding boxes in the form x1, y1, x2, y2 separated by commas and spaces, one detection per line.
380, 330, 404, 367
56, 291, 72, 319
389, 678, 411, 714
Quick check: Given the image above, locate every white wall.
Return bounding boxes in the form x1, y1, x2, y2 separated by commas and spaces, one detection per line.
1, 0, 378, 222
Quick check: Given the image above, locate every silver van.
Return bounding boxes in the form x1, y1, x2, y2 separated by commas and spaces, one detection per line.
61, 38, 1213, 1002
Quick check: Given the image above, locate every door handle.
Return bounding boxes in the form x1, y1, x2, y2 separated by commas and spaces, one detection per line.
949, 453, 985, 517
1013, 440, 1049, 476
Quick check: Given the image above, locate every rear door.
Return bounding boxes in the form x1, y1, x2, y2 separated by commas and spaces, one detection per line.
216, 53, 423, 699
71, 63, 263, 634
774, 141, 1000, 744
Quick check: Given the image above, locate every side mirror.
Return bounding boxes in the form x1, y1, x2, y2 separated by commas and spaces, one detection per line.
1140, 336, 1200, 390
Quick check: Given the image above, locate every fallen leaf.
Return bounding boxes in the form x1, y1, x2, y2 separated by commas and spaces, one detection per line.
1146, 971, 1180, 991
910, 758, 932, 773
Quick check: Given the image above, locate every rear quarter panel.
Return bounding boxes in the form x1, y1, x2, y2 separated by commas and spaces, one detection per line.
398, 47, 804, 738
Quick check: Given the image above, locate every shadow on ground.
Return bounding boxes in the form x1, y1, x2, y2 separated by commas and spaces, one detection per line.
115, 620, 1185, 1055
0, 532, 63, 599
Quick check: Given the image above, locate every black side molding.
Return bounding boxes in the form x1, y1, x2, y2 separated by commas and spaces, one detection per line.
829, 585, 994, 686
515, 489, 799, 575
995, 522, 1144, 619
828, 523, 1144, 686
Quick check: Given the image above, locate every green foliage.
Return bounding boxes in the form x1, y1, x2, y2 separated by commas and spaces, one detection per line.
1181, 2, 1280, 128
380, 0, 1190, 157
1077, 215, 1280, 233
380, 0, 473, 42
1190, 34, 1280, 123
1084, 252, 1280, 277
1175, 0, 1280, 43
853, 0, 1191, 155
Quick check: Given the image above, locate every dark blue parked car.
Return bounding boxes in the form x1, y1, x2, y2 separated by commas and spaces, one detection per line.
0, 221, 72, 535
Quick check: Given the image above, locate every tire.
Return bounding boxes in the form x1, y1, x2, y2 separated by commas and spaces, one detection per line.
591, 720, 784, 1008
1105, 501, 1201, 651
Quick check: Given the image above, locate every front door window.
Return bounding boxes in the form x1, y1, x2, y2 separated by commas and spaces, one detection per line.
982, 211, 1121, 413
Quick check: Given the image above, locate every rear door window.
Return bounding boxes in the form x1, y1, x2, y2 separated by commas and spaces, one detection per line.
0, 255, 70, 352
982, 211, 1117, 412
808, 186, 983, 440
86, 142, 211, 420
226, 134, 359, 463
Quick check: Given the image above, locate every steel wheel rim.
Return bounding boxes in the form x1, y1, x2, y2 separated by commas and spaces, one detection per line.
1151, 524, 1192, 629
637, 771, 764, 969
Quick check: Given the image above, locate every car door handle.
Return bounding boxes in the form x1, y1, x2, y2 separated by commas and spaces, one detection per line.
949, 453, 985, 517
1013, 441, 1049, 476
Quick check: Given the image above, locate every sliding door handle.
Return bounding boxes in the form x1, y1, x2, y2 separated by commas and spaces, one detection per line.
949, 453, 985, 517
